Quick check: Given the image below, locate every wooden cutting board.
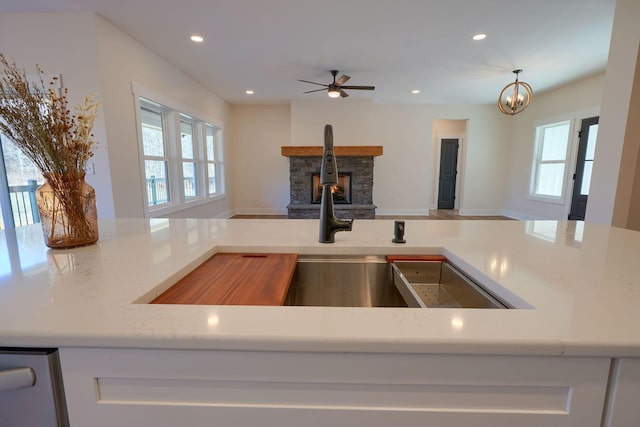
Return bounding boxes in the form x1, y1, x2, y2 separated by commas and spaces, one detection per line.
151, 253, 298, 306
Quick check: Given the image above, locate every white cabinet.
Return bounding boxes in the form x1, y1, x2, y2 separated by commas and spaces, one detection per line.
604, 358, 640, 426
59, 348, 610, 427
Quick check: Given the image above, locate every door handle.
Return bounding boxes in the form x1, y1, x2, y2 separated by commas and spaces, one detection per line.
0, 367, 36, 392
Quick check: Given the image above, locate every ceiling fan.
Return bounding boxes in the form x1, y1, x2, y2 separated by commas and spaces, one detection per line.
299, 70, 375, 98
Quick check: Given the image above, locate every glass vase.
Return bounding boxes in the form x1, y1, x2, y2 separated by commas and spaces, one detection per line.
36, 172, 99, 249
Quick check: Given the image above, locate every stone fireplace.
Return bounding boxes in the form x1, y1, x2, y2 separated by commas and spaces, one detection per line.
282, 146, 382, 219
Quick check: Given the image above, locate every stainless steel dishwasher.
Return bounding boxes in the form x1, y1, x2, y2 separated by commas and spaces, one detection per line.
0, 348, 69, 426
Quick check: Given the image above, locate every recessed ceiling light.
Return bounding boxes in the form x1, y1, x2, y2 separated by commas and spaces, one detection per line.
245, 90, 254, 95
190, 35, 204, 43
411, 89, 421, 94
472, 33, 487, 41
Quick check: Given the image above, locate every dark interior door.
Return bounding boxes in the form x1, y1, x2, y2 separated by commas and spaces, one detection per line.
569, 116, 599, 220
438, 139, 459, 209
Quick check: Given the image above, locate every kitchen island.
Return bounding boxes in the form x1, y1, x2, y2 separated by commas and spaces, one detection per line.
1, 218, 639, 426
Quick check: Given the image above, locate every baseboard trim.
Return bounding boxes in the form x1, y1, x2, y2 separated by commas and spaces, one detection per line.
233, 207, 288, 216
500, 210, 551, 220
458, 209, 506, 216
376, 209, 430, 216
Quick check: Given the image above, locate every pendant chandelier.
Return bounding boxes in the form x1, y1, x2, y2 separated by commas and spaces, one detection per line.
498, 69, 533, 115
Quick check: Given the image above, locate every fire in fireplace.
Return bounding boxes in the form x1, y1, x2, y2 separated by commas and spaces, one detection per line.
311, 172, 352, 204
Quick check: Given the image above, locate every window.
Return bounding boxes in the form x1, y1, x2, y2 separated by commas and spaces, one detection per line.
580, 124, 598, 195
0, 133, 44, 229
140, 104, 170, 207
205, 124, 222, 196
529, 120, 571, 201
179, 117, 198, 200
137, 96, 224, 216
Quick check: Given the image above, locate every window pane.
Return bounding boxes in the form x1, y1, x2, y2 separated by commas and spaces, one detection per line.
536, 163, 565, 197
581, 160, 593, 195
206, 126, 216, 161
2, 139, 42, 186
208, 163, 216, 194
2, 137, 44, 227
180, 121, 194, 159
585, 124, 598, 161
141, 108, 165, 157
183, 162, 197, 198
144, 160, 169, 205
540, 123, 570, 161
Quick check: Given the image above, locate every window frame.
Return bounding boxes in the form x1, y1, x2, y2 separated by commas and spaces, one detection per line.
528, 119, 575, 205
178, 115, 199, 201
133, 84, 225, 218
204, 123, 224, 197
139, 100, 173, 209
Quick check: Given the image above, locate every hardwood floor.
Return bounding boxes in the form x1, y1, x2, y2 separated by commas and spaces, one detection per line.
414, 209, 513, 220
231, 210, 513, 220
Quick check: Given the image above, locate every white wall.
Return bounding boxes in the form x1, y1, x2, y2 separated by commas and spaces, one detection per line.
503, 73, 604, 220
291, 100, 373, 146
231, 105, 291, 214
369, 104, 434, 215
460, 107, 511, 215
93, 15, 232, 219
619, 54, 640, 230
0, 12, 116, 219
587, 0, 640, 225
371, 104, 510, 216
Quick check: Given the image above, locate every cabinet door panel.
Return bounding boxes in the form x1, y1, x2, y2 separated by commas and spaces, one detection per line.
605, 358, 640, 427
60, 348, 610, 427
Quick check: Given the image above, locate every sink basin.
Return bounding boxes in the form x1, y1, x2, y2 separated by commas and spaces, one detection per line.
284, 255, 406, 307
284, 255, 511, 309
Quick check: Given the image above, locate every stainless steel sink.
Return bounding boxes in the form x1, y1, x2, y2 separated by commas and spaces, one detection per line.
284, 256, 511, 309
284, 255, 406, 307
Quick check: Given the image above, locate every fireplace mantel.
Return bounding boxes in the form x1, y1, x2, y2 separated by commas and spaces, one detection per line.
281, 146, 383, 157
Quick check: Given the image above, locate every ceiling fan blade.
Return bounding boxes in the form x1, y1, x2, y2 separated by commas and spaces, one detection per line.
298, 79, 329, 87
335, 74, 351, 85
340, 85, 375, 91
304, 88, 328, 94
339, 89, 349, 98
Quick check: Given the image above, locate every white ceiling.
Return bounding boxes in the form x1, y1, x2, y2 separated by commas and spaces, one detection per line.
0, 0, 616, 105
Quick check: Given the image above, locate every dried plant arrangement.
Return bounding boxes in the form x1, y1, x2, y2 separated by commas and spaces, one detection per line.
0, 51, 100, 247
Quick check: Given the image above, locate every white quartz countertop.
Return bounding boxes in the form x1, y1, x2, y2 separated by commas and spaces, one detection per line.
1, 218, 640, 357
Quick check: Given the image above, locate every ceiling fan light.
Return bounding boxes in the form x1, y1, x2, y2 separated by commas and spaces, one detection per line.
327, 87, 341, 98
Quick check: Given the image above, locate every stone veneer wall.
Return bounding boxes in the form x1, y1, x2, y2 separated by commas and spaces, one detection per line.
287, 156, 376, 219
